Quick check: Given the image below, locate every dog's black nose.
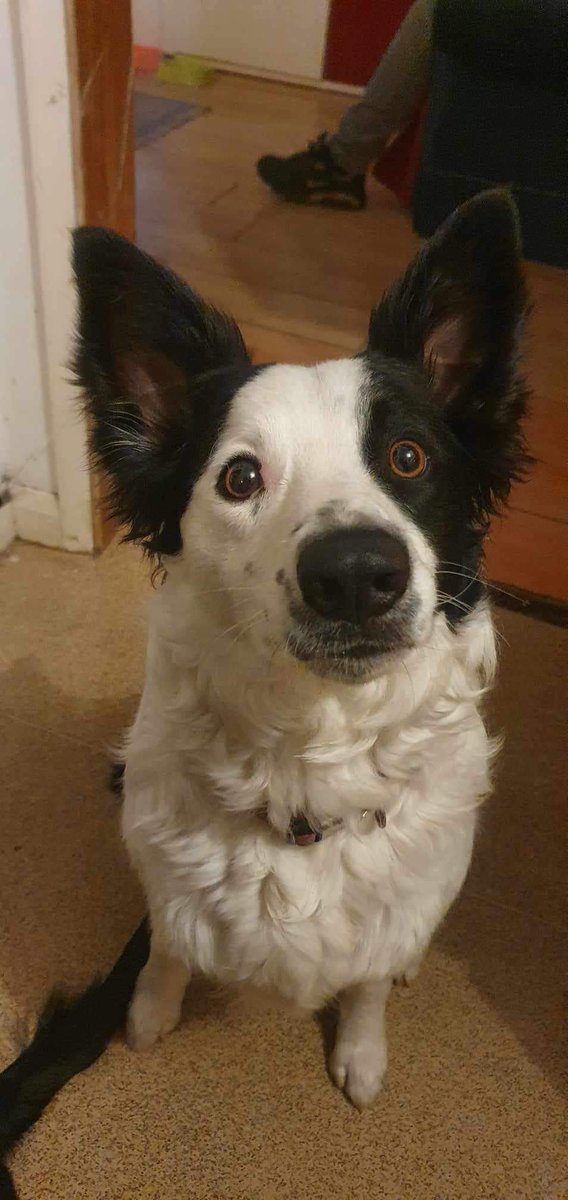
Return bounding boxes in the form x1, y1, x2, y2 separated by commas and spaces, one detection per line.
297, 527, 410, 624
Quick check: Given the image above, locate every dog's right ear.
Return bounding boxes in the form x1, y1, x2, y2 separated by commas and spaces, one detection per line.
72, 227, 250, 555
368, 191, 530, 521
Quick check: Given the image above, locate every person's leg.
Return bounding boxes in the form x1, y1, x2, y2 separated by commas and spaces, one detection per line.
329, 0, 434, 175
257, 0, 433, 208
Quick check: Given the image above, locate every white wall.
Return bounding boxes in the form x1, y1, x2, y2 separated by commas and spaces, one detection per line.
133, 0, 164, 48
0, 0, 54, 496
0, 0, 93, 552
155, 0, 331, 82
17, 0, 93, 551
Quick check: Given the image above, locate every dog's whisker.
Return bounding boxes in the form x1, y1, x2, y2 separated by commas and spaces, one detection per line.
187, 585, 260, 598
440, 575, 481, 604
207, 608, 267, 653
437, 595, 474, 617
437, 565, 521, 605
436, 590, 509, 647
230, 613, 268, 648
401, 660, 417, 706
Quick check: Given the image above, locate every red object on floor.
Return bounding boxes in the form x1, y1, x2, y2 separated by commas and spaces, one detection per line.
134, 45, 162, 74
373, 100, 427, 208
324, 0, 415, 87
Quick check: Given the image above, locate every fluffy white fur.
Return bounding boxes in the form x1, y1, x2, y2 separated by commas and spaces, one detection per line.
124, 358, 496, 1107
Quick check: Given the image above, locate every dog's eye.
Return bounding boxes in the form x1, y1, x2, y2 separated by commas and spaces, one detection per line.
389, 440, 428, 479
219, 457, 264, 501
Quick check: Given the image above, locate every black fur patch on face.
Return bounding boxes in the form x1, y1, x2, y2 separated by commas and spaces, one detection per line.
72, 227, 259, 556
364, 190, 530, 625
126, 364, 260, 556
361, 356, 485, 623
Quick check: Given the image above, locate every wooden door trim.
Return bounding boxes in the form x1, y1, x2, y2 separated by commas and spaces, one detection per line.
67, 0, 135, 549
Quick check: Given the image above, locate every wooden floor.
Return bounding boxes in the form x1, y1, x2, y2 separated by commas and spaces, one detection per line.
136, 73, 567, 601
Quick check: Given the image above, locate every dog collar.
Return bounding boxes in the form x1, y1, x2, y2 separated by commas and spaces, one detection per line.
287, 808, 386, 847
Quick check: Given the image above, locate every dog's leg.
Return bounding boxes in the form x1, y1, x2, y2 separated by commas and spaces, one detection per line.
127, 936, 190, 1051
330, 977, 391, 1109
394, 951, 423, 987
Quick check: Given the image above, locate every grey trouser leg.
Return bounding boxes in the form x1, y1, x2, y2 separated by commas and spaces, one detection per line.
328, 0, 434, 175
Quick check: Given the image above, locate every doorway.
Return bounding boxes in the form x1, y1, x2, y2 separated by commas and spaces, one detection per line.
70, 0, 568, 604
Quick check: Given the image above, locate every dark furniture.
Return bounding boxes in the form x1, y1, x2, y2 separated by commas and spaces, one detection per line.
412, 0, 568, 267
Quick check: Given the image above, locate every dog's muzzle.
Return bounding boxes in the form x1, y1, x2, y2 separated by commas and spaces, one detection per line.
296, 527, 410, 625
286, 526, 414, 680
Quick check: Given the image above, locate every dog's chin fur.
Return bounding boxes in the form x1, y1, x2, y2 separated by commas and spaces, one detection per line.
286, 637, 417, 684
285, 599, 421, 682
290, 654, 396, 685
72, 192, 529, 1103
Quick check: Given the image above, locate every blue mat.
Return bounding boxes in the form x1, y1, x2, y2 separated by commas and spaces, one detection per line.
134, 92, 203, 148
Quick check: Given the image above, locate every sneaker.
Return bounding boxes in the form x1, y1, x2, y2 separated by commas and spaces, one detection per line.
256, 134, 366, 210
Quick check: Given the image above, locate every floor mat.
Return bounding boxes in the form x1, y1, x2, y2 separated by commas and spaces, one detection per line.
2, 541, 567, 1199
134, 91, 203, 148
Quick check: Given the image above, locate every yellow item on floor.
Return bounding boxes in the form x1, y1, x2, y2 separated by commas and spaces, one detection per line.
156, 54, 214, 88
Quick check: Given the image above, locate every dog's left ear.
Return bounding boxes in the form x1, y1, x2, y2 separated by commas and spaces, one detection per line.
368, 190, 530, 516
72, 227, 251, 555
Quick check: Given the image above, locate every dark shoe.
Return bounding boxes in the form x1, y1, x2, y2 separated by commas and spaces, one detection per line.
256, 134, 366, 210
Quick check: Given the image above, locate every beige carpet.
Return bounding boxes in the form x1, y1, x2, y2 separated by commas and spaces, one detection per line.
1, 542, 566, 1200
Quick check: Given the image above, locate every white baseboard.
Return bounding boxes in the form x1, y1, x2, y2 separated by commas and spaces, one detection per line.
0, 486, 93, 552
0, 499, 16, 552
195, 57, 364, 97
11, 486, 63, 549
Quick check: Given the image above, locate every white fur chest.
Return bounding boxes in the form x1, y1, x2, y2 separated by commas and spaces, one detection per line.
122, 609, 493, 1011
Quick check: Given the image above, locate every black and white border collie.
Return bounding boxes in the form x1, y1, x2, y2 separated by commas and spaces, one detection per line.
74, 190, 528, 1108
0, 193, 529, 1171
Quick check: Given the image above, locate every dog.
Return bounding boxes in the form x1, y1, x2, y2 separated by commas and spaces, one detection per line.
0, 194, 529, 1183
72, 188, 528, 1109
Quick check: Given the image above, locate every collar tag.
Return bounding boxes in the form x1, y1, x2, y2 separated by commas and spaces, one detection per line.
285, 809, 386, 847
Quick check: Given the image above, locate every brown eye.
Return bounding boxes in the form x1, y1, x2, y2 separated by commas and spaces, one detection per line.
389, 440, 427, 479
219, 457, 264, 501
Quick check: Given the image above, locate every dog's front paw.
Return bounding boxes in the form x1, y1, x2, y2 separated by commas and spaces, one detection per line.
330, 1037, 387, 1109
393, 954, 422, 988
126, 980, 182, 1051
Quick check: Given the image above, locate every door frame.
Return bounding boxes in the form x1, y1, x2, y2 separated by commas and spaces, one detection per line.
68, 0, 135, 549
3, 0, 135, 556
3, 0, 94, 553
